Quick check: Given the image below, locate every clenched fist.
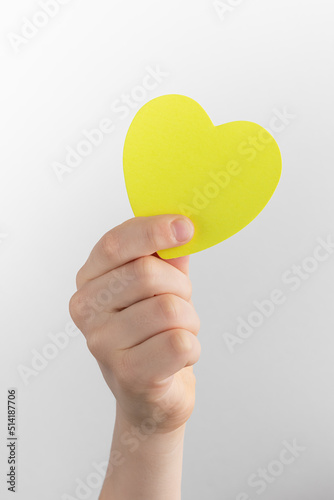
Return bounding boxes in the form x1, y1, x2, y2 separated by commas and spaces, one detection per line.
69, 215, 201, 435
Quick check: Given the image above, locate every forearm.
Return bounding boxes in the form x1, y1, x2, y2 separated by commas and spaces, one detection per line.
99, 403, 186, 500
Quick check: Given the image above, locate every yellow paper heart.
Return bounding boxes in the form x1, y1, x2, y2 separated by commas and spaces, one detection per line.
123, 94, 282, 259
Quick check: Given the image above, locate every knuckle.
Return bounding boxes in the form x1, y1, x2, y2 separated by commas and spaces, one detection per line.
174, 275, 192, 302
158, 294, 179, 323
193, 337, 202, 363
169, 328, 189, 353
185, 277, 193, 300
144, 222, 159, 249
75, 267, 85, 289
134, 255, 154, 279
69, 290, 88, 322
144, 220, 170, 249
134, 256, 157, 289
191, 308, 201, 334
69, 287, 97, 325
86, 331, 102, 358
169, 328, 201, 362
101, 229, 122, 261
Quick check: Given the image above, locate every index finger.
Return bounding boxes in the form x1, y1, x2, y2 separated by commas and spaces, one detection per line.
76, 214, 194, 288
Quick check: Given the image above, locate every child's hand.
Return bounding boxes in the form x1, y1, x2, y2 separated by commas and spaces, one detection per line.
69, 215, 201, 434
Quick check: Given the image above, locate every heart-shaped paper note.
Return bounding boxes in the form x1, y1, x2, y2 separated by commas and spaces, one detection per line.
123, 94, 282, 259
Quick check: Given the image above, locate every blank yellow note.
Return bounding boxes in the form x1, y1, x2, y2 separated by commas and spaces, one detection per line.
123, 94, 282, 259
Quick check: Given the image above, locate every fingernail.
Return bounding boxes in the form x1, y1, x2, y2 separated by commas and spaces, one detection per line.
171, 218, 194, 242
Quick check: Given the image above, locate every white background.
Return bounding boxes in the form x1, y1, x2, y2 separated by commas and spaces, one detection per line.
1, 1, 334, 499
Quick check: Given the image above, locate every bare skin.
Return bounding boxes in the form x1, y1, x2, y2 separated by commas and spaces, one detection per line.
69, 214, 201, 499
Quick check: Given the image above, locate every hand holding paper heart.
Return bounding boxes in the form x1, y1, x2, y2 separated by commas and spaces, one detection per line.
123, 94, 282, 259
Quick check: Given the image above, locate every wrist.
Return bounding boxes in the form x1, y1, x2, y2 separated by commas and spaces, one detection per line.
115, 400, 186, 450
99, 402, 186, 500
